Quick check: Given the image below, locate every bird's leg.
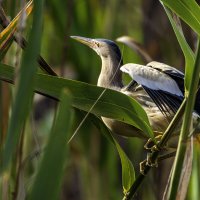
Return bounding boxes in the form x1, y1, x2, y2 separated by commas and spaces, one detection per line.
140, 151, 159, 175
140, 150, 176, 175
140, 135, 163, 175
139, 159, 148, 175
144, 134, 163, 151
139, 154, 158, 175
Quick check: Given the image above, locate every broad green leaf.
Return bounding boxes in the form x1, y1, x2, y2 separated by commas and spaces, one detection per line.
0, 0, 33, 60
0, 63, 154, 139
161, 0, 200, 36
162, 5, 195, 90
2, 0, 42, 171
91, 115, 135, 193
28, 89, 73, 200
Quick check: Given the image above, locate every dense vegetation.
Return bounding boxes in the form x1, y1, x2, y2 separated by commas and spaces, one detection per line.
0, 0, 200, 200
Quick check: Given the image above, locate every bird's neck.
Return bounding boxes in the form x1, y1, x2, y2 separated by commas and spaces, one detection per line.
97, 55, 123, 89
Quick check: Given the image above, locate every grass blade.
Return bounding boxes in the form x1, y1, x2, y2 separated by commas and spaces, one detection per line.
116, 36, 152, 63
28, 89, 73, 200
188, 143, 200, 199
167, 39, 200, 200
161, 0, 200, 36
162, 4, 195, 89
2, 0, 43, 171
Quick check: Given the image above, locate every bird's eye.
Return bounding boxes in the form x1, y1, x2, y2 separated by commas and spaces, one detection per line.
95, 42, 100, 47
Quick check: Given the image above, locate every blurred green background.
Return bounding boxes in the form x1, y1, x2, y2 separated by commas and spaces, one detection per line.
1, 0, 197, 200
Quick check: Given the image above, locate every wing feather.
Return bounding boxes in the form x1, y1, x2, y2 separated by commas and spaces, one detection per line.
120, 62, 188, 117
147, 61, 184, 93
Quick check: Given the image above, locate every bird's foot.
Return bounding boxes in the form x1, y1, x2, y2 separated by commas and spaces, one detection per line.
144, 135, 162, 152
140, 135, 163, 175
139, 159, 148, 175
140, 153, 158, 175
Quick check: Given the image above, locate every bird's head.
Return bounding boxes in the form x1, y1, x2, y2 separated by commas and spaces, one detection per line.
70, 36, 122, 63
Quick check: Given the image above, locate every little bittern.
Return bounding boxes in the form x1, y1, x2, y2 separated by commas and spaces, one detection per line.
71, 36, 200, 138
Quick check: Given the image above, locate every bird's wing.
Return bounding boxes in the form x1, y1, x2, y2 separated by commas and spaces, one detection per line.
143, 87, 182, 117
147, 61, 184, 93
147, 62, 200, 116
120, 63, 184, 117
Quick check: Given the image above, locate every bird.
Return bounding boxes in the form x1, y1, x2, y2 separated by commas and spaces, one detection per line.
71, 36, 200, 139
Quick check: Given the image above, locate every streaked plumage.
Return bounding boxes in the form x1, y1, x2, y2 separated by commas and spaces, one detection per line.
71, 36, 200, 138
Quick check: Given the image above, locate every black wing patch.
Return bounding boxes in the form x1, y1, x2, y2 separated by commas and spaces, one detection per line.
163, 70, 184, 94
143, 86, 183, 119
147, 63, 185, 94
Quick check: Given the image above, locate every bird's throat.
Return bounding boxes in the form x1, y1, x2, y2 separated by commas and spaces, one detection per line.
97, 56, 123, 89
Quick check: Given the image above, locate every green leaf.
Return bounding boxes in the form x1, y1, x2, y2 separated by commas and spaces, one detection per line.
161, 0, 200, 36
2, 0, 42, 171
167, 39, 200, 200
28, 89, 73, 200
162, 4, 195, 90
91, 115, 135, 193
0, 63, 154, 139
0, 0, 33, 60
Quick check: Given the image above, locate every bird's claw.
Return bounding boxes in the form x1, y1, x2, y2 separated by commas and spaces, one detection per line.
144, 135, 162, 151
140, 135, 161, 174
146, 153, 158, 167
140, 153, 158, 175
139, 159, 148, 175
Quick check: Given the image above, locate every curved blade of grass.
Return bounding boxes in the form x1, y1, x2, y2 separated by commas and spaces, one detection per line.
161, 0, 200, 36
28, 89, 73, 200
116, 36, 153, 63
0, 63, 154, 139
167, 39, 200, 200
162, 4, 195, 90
2, 0, 42, 172
91, 115, 135, 193
176, 138, 193, 200
188, 143, 200, 199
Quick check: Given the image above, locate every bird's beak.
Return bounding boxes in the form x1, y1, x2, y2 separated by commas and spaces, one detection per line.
70, 36, 94, 48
